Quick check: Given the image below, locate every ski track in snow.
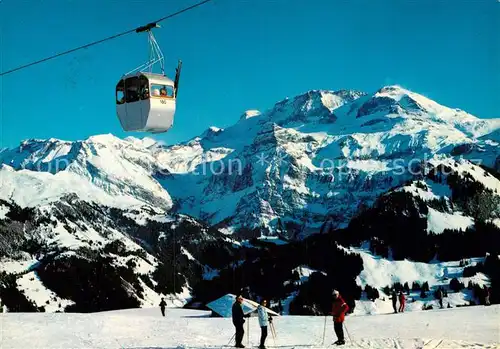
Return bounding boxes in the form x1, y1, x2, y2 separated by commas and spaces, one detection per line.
1, 306, 499, 349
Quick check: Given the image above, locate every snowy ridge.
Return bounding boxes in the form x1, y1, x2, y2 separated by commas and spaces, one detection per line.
395, 157, 500, 233
0, 135, 173, 210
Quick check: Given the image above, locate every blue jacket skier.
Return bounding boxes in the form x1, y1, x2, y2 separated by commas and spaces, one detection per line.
257, 300, 270, 349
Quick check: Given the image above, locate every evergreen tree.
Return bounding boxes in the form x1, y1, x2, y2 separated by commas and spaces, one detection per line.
467, 280, 473, 290
365, 285, 380, 301
450, 278, 464, 292
403, 282, 410, 295
420, 289, 427, 299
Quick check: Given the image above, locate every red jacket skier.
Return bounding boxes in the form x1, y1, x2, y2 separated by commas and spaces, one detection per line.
330, 290, 349, 345
398, 291, 406, 312
331, 290, 349, 322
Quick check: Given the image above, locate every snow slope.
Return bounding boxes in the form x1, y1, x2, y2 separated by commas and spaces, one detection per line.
353, 248, 490, 315
426, 208, 474, 235
15, 272, 74, 312
0, 135, 173, 210
2, 306, 499, 348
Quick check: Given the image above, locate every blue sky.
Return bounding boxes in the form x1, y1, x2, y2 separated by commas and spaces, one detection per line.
1, 0, 498, 148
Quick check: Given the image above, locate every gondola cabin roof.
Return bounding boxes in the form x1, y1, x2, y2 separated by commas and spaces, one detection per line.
120, 71, 175, 86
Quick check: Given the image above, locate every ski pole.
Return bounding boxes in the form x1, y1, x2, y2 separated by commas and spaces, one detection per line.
321, 315, 327, 345
343, 322, 352, 343
270, 322, 276, 346
247, 317, 250, 346
272, 321, 277, 339
227, 333, 235, 346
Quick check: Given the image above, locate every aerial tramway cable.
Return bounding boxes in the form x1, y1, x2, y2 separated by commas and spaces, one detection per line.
0, 0, 213, 77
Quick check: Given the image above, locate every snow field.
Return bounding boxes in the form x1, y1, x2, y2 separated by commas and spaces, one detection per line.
1, 306, 498, 348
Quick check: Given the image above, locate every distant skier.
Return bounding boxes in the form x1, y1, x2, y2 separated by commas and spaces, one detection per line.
398, 291, 406, 312
232, 295, 246, 348
257, 299, 269, 349
436, 287, 443, 309
391, 290, 398, 313
331, 290, 349, 346
159, 297, 166, 317
484, 287, 491, 306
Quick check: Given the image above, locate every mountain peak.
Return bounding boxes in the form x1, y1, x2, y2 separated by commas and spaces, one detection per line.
376, 85, 408, 94
124, 136, 159, 148
240, 110, 261, 121
320, 89, 366, 112
86, 134, 123, 145
374, 85, 439, 110
201, 126, 224, 139
263, 89, 365, 127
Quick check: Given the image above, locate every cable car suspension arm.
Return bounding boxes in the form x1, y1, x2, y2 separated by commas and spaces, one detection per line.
124, 29, 165, 76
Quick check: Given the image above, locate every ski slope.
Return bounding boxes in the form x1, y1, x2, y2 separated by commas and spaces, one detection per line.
1, 306, 499, 348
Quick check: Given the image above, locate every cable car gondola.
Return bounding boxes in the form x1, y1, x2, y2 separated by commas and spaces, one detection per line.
116, 23, 181, 134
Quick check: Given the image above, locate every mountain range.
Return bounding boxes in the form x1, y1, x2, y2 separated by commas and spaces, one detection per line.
1, 85, 499, 314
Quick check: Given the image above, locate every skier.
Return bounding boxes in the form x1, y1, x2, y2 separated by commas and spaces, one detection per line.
391, 290, 398, 313
159, 297, 167, 317
257, 299, 269, 349
398, 291, 406, 312
436, 287, 443, 309
232, 295, 247, 348
331, 290, 349, 346
484, 286, 491, 306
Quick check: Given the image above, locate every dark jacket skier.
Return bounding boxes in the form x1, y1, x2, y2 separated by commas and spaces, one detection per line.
159, 298, 166, 317
232, 295, 246, 348
484, 286, 491, 306
437, 288, 444, 308
391, 290, 398, 313
331, 290, 349, 346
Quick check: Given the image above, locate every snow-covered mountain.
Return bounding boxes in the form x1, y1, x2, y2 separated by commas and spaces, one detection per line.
0, 135, 172, 209
1, 84, 499, 314
0, 194, 236, 312
1, 85, 498, 235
